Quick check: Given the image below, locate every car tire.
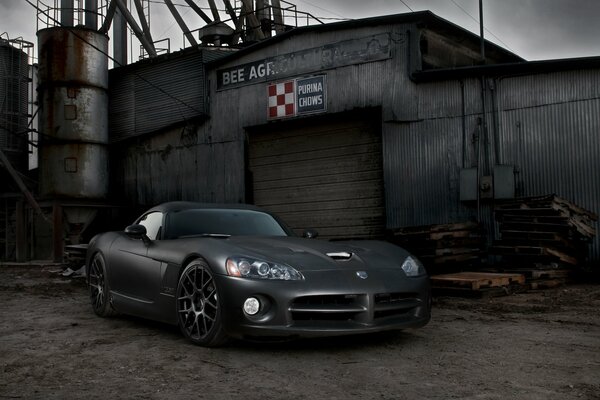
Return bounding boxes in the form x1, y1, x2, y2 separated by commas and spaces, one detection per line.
176, 259, 228, 347
88, 252, 117, 317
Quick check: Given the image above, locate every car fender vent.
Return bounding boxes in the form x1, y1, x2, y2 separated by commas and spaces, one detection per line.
326, 252, 353, 261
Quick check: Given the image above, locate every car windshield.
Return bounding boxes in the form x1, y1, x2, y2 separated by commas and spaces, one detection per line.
165, 209, 289, 239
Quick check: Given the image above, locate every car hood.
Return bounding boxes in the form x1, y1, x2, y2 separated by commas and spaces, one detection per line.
222, 236, 411, 272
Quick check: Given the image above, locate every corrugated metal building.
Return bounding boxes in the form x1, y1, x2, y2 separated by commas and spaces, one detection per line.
107, 11, 600, 263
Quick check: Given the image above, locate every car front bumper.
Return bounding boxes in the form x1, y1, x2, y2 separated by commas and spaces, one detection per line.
214, 268, 431, 340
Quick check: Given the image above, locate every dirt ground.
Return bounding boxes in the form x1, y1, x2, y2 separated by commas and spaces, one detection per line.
0, 265, 598, 400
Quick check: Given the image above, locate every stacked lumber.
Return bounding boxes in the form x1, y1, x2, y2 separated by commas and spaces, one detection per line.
430, 272, 526, 297
492, 195, 597, 285
388, 221, 485, 274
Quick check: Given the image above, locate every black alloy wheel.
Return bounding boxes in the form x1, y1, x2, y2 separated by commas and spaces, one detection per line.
176, 259, 227, 346
88, 253, 117, 317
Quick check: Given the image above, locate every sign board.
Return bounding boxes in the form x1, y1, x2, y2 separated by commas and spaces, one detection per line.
218, 33, 392, 90
268, 75, 326, 119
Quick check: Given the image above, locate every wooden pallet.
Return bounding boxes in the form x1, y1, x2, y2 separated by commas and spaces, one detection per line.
388, 221, 485, 271
491, 245, 579, 265
499, 268, 570, 280
430, 272, 525, 291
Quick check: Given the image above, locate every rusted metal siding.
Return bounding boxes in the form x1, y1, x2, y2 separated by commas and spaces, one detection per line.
111, 126, 245, 207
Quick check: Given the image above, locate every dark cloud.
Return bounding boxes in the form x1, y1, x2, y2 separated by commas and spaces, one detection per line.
1, 0, 600, 60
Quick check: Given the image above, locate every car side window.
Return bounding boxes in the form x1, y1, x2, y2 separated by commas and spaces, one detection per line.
138, 212, 163, 240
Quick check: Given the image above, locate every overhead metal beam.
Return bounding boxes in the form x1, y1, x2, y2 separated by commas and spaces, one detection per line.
222, 0, 239, 26
99, 0, 118, 33
115, 0, 157, 57
133, 0, 155, 45
163, 0, 198, 47
183, 0, 213, 25
207, 0, 221, 21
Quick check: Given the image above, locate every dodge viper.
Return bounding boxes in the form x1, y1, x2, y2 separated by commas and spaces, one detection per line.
86, 202, 431, 346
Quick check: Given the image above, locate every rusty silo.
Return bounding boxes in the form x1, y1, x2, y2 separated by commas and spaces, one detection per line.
37, 27, 109, 199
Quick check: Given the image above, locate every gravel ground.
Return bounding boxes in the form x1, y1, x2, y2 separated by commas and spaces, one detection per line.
0, 265, 599, 400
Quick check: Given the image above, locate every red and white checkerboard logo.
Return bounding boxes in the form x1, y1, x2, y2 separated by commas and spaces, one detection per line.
268, 81, 295, 118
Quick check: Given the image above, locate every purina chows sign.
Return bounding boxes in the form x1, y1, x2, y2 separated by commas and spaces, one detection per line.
268, 75, 326, 119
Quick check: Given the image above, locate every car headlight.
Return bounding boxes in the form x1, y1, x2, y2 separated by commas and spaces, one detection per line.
401, 256, 426, 277
226, 257, 304, 281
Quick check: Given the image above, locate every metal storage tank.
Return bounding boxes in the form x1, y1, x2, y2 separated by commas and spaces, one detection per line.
0, 38, 29, 172
37, 27, 109, 199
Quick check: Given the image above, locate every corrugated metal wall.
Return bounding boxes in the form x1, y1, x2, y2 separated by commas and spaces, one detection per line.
109, 49, 231, 142
384, 71, 600, 263
111, 128, 245, 207
497, 70, 600, 262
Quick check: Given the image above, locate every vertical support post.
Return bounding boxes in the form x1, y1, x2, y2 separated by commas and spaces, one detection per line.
85, 0, 99, 30
61, 0, 74, 27
114, 6, 128, 66
479, 0, 485, 62
271, 0, 284, 34
16, 200, 27, 262
53, 203, 64, 263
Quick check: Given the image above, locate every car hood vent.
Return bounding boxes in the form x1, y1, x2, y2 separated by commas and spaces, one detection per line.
326, 252, 353, 261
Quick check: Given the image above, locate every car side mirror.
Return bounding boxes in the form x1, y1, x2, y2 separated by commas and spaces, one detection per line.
125, 224, 148, 241
303, 229, 319, 239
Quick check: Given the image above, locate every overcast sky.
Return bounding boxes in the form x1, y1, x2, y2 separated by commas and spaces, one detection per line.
2, 0, 600, 62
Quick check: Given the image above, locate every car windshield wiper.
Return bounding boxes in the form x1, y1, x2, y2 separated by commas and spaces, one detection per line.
178, 233, 231, 239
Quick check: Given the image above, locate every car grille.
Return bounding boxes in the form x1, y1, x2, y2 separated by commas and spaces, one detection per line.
290, 294, 365, 321
289, 293, 421, 324
373, 292, 420, 319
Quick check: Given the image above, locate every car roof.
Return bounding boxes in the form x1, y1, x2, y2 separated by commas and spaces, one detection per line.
145, 202, 267, 214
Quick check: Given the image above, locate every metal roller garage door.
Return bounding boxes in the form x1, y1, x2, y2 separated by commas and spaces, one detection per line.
247, 114, 385, 239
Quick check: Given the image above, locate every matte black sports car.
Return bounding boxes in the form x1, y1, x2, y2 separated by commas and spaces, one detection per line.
86, 202, 431, 346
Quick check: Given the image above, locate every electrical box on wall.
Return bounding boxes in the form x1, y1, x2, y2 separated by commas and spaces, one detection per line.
460, 165, 515, 201
460, 168, 478, 201
494, 165, 515, 199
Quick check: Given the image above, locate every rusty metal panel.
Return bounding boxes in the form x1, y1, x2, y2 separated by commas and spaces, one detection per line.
39, 143, 109, 198
39, 86, 108, 143
111, 127, 245, 207
37, 28, 108, 89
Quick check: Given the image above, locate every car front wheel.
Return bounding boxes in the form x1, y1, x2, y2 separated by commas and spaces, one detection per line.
88, 253, 117, 317
176, 259, 227, 346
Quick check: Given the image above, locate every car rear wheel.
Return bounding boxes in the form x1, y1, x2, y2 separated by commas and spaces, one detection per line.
176, 259, 227, 346
88, 253, 117, 317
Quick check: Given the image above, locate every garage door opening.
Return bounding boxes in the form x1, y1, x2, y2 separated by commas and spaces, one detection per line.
247, 110, 385, 240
